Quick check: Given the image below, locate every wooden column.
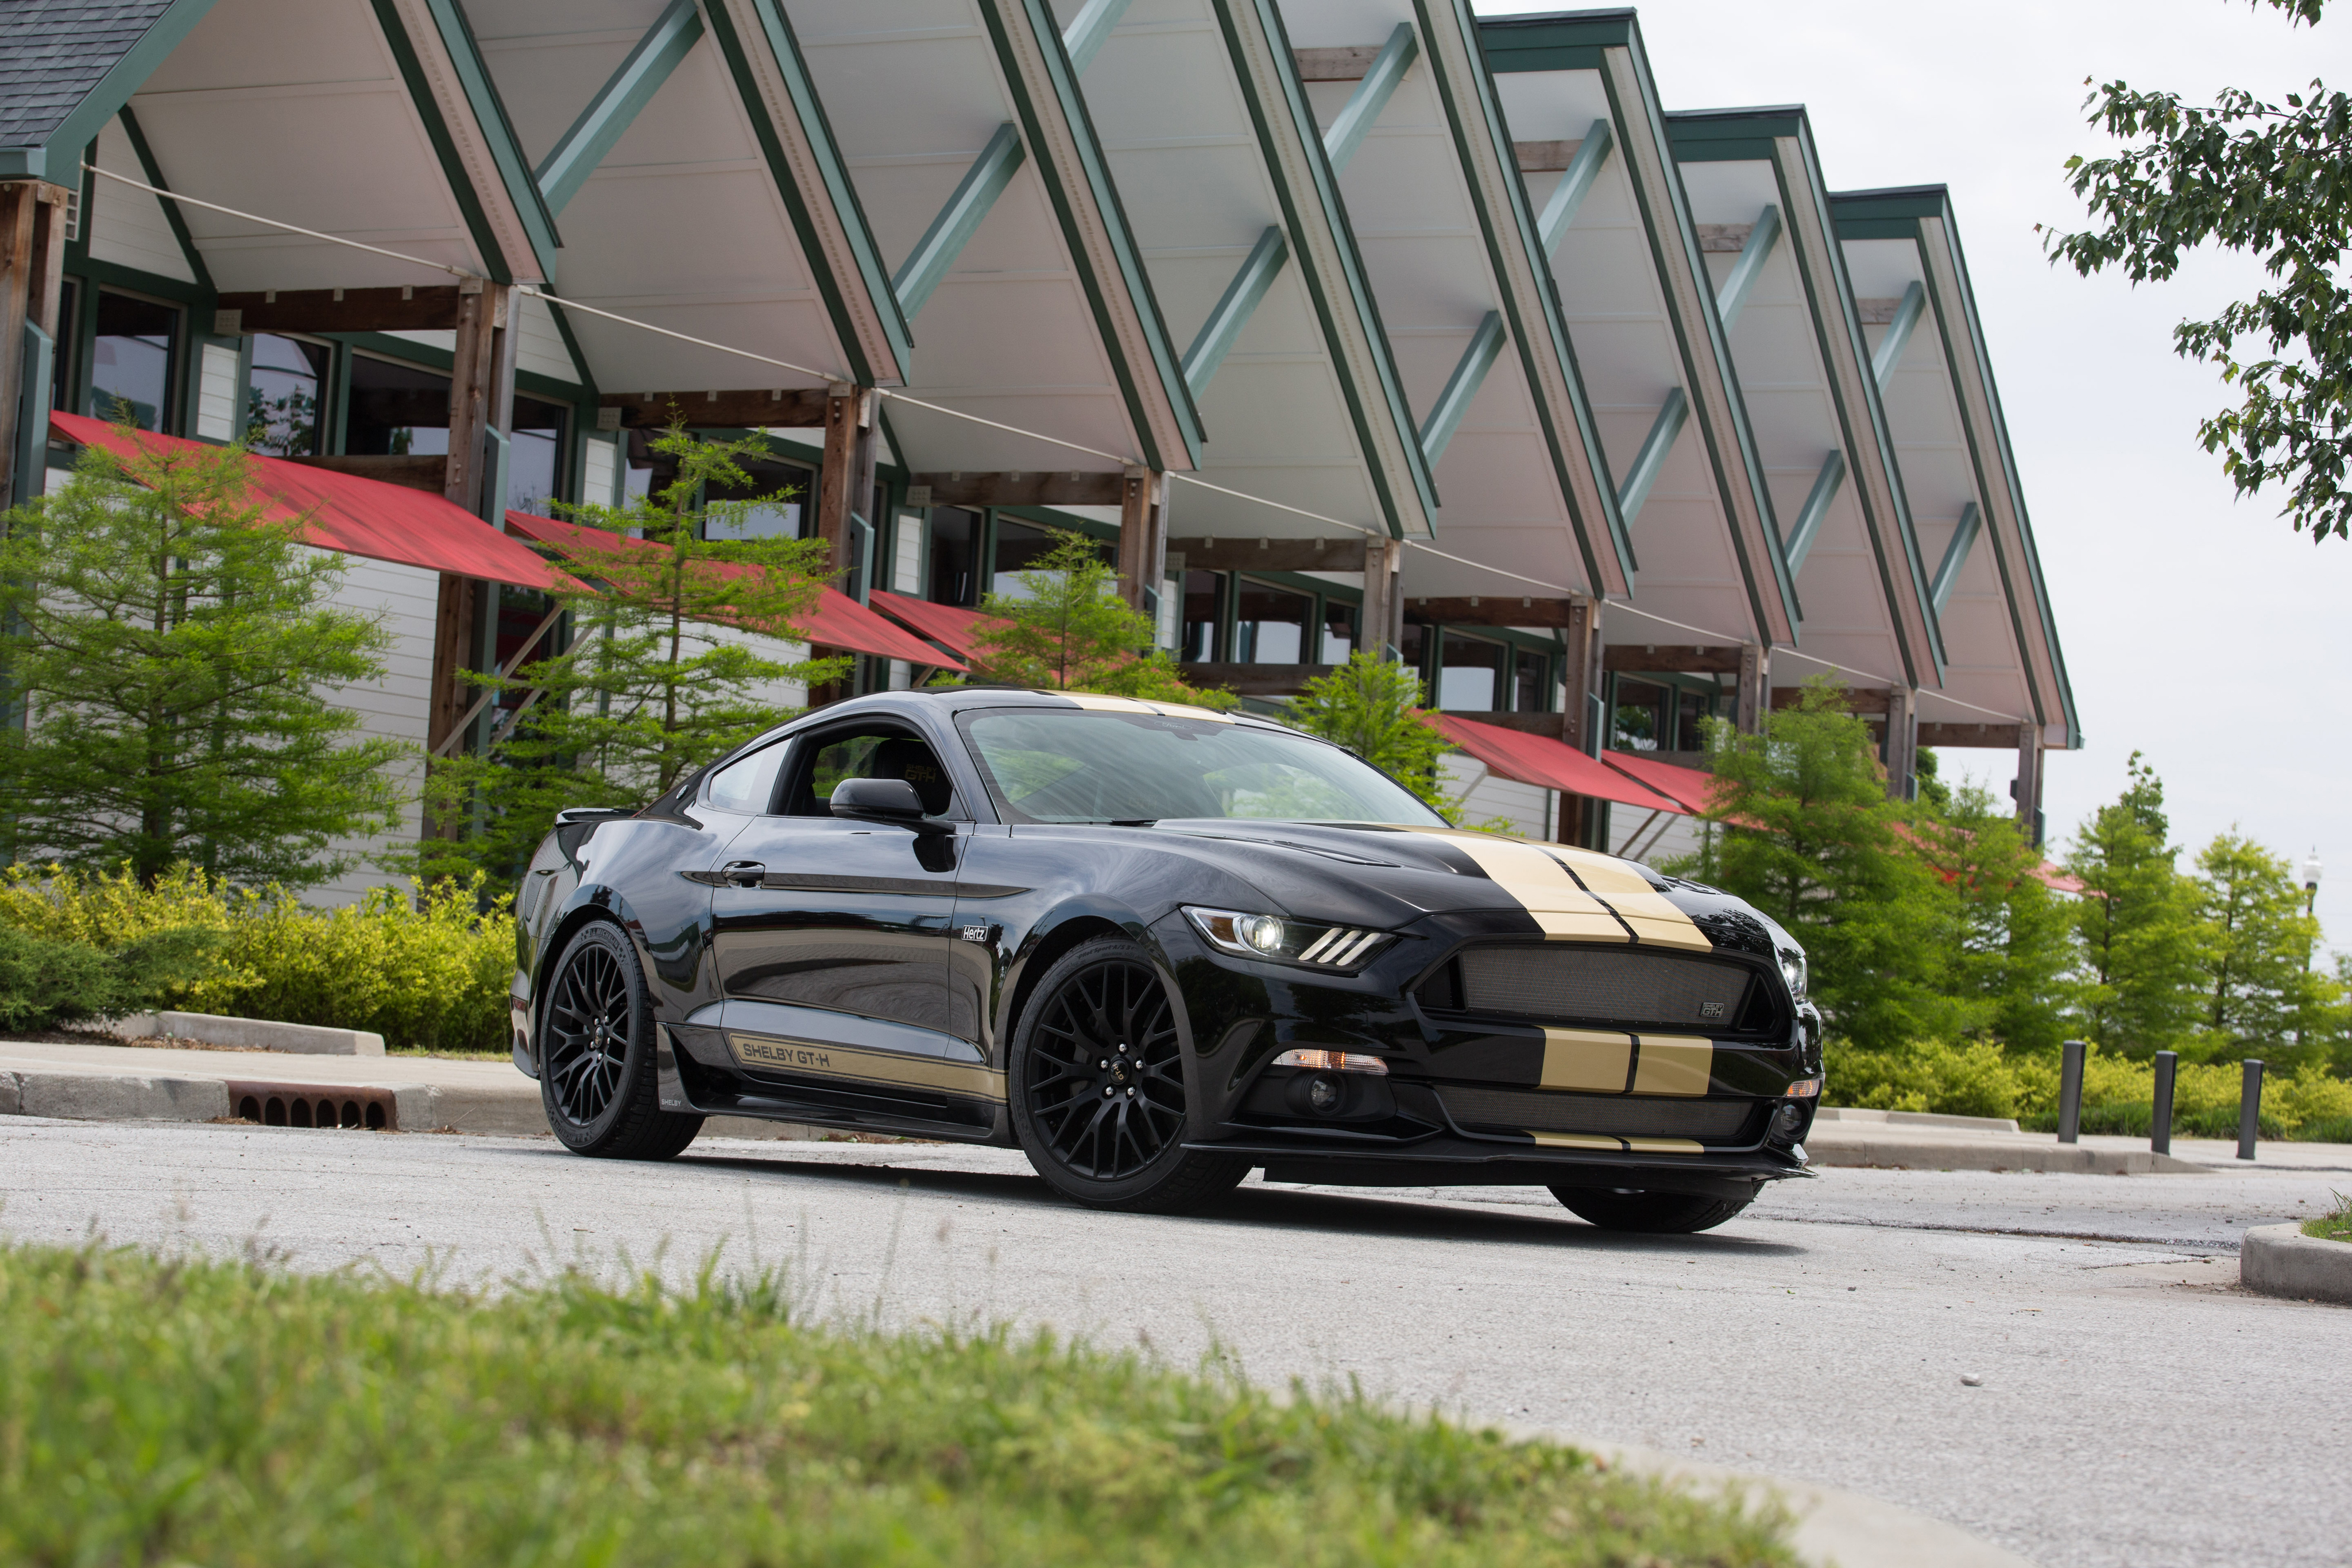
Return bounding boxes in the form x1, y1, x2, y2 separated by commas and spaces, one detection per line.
817, 381, 877, 583
1115, 466, 1168, 615
2015, 726, 2045, 846
1360, 537, 1402, 659
444, 278, 509, 513
1, 180, 71, 505
1883, 685, 1917, 801
1734, 642, 1770, 733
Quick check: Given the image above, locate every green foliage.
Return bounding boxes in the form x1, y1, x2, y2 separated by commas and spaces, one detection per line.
1821, 1037, 2024, 1121
2189, 831, 2330, 1061
1285, 651, 1459, 823
2304, 1191, 2352, 1242
968, 531, 1235, 708
2047, 0, 2352, 540
420, 425, 844, 887
1684, 677, 1967, 1051
0, 864, 513, 1052
1910, 781, 2078, 1054
2063, 753, 2206, 1055
0, 424, 403, 890
0, 1242, 1796, 1568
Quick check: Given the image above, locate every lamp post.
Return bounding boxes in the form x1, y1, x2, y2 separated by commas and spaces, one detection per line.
2302, 851, 2323, 972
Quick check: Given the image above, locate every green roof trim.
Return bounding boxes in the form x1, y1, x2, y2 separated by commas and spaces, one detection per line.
368, 0, 517, 285
2, 0, 219, 183
1472, 8, 1633, 72
115, 104, 211, 292
416, 0, 563, 281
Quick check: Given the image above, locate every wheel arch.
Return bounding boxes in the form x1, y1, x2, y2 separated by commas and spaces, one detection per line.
525, 890, 649, 1071
999, 900, 1187, 1060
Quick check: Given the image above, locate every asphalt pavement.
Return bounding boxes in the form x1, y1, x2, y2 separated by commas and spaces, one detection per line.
2, 1117, 2342, 1568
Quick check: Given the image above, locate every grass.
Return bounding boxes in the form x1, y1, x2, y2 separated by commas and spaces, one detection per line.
2303, 1192, 2352, 1244
0, 1242, 1793, 1567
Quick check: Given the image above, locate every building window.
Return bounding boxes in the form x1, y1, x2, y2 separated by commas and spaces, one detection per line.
88, 289, 179, 431
52, 279, 78, 411
1437, 633, 1505, 711
701, 452, 806, 541
927, 506, 982, 606
1320, 601, 1356, 664
1612, 677, 1667, 751
509, 395, 568, 518
245, 334, 330, 455
1234, 578, 1309, 664
346, 354, 450, 456
1181, 570, 1225, 662
1512, 648, 1551, 713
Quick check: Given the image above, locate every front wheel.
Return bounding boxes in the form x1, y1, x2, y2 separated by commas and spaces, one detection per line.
539, 922, 703, 1160
1008, 936, 1249, 1214
1550, 1186, 1753, 1234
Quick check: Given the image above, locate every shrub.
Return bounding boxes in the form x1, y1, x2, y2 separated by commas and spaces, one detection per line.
0, 924, 217, 1032
1823, 1037, 2023, 1120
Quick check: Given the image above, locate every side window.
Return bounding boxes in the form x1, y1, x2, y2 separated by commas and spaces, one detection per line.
785, 729, 958, 818
705, 741, 790, 815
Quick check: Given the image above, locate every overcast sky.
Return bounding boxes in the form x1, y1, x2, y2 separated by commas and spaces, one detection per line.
1475, 0, 2352, 954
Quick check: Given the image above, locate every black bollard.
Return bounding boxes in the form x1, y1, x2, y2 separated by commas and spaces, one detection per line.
2057, 1039, 2086, 1145
2237, 1059, 2265, 1162
2150, 1050, 2177, 1156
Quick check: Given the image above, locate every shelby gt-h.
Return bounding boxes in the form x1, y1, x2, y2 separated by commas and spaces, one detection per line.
510, 689, 1824, 1233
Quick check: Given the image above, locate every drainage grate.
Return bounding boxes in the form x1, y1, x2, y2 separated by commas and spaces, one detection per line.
225, 1081, 399, 1131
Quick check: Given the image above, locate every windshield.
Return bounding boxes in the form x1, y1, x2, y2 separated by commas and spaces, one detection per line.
958, 708, 1445, 826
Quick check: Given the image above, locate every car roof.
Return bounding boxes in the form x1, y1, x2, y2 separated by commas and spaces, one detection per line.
745, 687, 1300, 747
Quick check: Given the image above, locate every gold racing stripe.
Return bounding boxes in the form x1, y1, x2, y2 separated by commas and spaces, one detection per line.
1390, 827, 1627, 942
1623, 1137, 1705, 1153
1548, 845, 1713, 950
728, 1032, 1007, 1101
1630, 1035, 1715, 1096
1539, 1027, 1635, 1092
1529, 1130, 1626, 1151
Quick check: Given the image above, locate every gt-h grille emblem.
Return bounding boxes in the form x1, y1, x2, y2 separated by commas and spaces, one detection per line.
1699, 1001, 1727, 1020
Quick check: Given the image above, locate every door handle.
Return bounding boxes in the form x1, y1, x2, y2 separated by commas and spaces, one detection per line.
721, 860, 766, 888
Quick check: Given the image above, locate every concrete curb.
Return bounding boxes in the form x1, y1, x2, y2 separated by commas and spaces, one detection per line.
1515, 1427, 2038, 1568
1806, 1128, 2207, 1175
2242, 1221, 2352, 1304
111, 1012, 386, 1056
0, 1068, 230, 1122
1815, 1106, 2022, 1135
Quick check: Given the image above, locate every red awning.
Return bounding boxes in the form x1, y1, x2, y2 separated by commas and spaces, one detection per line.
868, 588, 1005, 663
1602, 750, 1724, 816
504, 510, 964, 672
50, 412, 576, 594
1431, 715, 1684, 813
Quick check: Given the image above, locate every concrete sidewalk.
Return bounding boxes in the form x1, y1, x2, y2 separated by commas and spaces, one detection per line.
1808, 1104, 2352, 1175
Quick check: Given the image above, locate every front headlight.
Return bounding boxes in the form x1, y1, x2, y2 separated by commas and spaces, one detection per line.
1183, 907, 1391, 970
1778, 948, 1808, 999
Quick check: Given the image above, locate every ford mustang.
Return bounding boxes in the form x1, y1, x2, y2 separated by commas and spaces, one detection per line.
508, 688, 1823, 1232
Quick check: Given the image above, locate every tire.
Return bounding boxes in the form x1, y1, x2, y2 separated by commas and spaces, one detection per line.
1008, 936, 1249, 1214
1550, 1186, 1753, 1234
539, 922, 703, 1160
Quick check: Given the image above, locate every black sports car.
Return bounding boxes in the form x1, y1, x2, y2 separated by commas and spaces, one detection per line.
509, 688, 1823, 1232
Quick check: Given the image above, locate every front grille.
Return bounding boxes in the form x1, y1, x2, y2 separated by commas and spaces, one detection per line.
1443, 944, 1755, 1032
1438, 1086, 1756, 1142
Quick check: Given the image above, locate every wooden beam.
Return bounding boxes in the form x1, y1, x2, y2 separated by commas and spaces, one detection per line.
1361, 537, 1402, 657
1409, 595, 1580, 629
1514, 139, 1580, 173
215, 286, 465, 335
601, 388, 830, 429
1917, 722, 2023, 749
815, 382, 875, 589
1603, 644, 1742, 673
1114, 467, 1166, 613
1772, 684, 1891, 714
444, 281, 502, 512
1561, 595, 1602, 757
1169, 535, 1360, 573
0, 184, 38, 507
1294, 44, 1386, 80
1736, 645, 1769, 733
1177, 663, 1333, 698
908, 470, 1125, 508
282, 454, 449, 494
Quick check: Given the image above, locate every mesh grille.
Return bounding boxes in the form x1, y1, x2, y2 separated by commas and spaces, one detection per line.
1453, 945, 1753, 1031
1438, 1087, 1756, 1141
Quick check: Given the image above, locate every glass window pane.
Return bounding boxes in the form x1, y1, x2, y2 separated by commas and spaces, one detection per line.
1398, 621, 1428, 677
1319, 601, 1356, 664
346, 355, 450, 456
706, 742, 790, 814
1437, 634, 1503, 711
88, 291, 177, 431
1512, 649, 1549, 713
927, 507, 981, 606
1233, 579, 1309, 664
244, 334, 330, 455
703, 452, 808, 540
1181, 570, 1224, 663
1612, 677, 1666, 751
508, 395, 567, 518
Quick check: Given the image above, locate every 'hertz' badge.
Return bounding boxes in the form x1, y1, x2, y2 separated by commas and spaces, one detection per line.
960, 924, 991, 944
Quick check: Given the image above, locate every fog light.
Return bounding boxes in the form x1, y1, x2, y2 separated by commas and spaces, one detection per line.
1273, 1048, 1388, 1075
1305, 1073, 1344, 1114
1772, 1101, 1806, 1137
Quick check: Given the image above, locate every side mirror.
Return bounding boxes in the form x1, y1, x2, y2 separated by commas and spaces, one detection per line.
829, 776, 950, 833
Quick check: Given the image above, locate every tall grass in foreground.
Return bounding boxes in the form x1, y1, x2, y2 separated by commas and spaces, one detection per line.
0, 1243, 1792, 1567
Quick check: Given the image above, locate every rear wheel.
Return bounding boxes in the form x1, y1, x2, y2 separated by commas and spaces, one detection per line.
1009, 936, 1248, 1213
1550, 1186, 1752, 1234
539, 922, 702, 1160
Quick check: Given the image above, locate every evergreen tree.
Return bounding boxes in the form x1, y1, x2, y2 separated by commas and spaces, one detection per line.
1285, 650, 1458, 822
1682, 677, 1967, 1052
1910, 781, 2075, 1053
966, 532, 1232, 707
419, 425, 842, 885
0, 426, 403, 889
2189, 830, 2330, 1061
2063, 753, 2205, 1054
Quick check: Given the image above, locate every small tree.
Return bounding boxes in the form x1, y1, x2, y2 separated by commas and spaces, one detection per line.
966, 531, 1234, 707
1285, 651, 1458, 822
1681, 677, 1968, 1052
2064, 753, 2206, 1055
2190, 830, 2330, 1062
1910, 781, 2076, 1054
420, 425, 844, 884
0, 427, 403, 889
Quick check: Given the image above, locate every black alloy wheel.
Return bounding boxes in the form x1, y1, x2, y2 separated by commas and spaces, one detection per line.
539, 922, 703, 1160
1549, 1186, 1753, 1234
1009, 936, 1248, 1213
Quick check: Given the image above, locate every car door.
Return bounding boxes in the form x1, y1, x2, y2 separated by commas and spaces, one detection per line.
707, 720, 969, 1082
